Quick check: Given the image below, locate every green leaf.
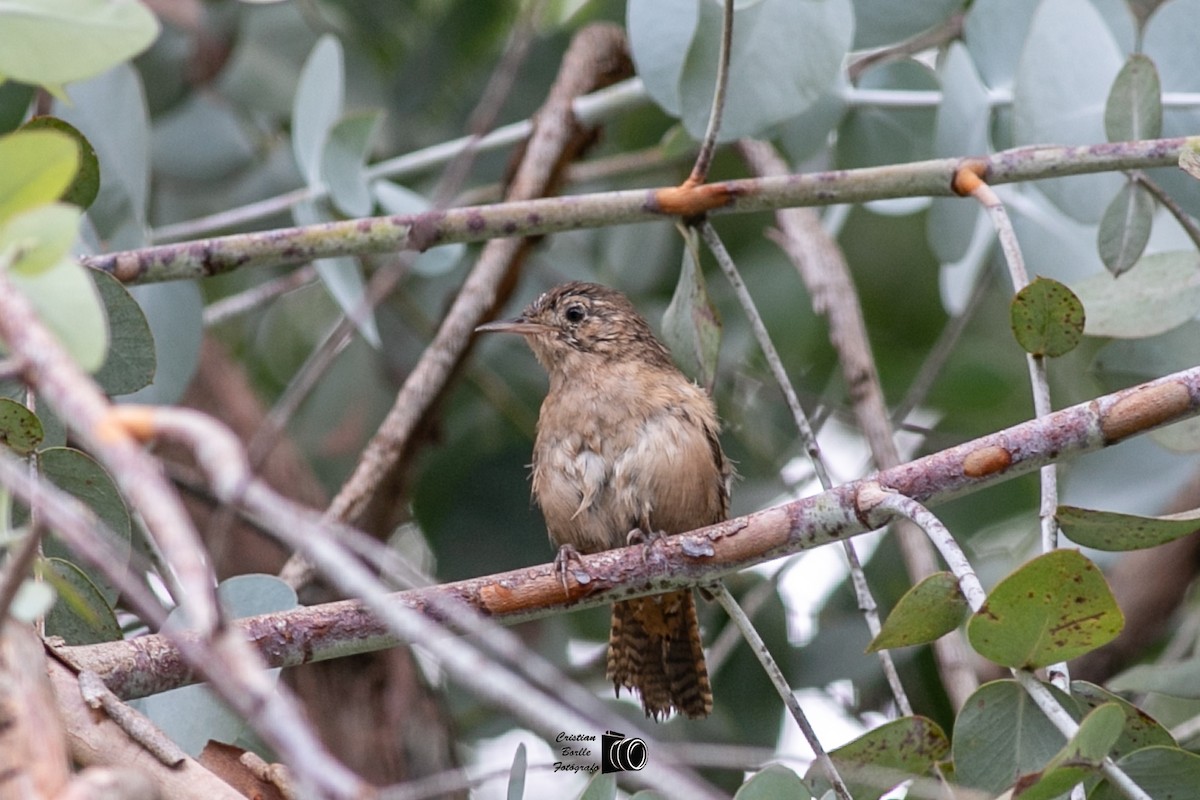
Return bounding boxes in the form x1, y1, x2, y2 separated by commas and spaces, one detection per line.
808, 716, 949, 800
323, 109, 384, 218
0, 202, 82, 275
1105, 54, 1163, 142
0, 398, 43, 455
1090, 746, 1200, 800
1071, 681, 1176, 758
0, 0, 159, 88
630, 0, 853, 141
292, 34, 344, 186
1109, 658, 1200, 699
1057, 505, 1200, 551
1012, 703, 1124, 799
1012, 0, 1124, 223
1097, 181, 1154, 277
19, 117, 101, 210
952, 679, 1078, 794
91, 270, 156, 396
37, 447, 131, 605
506, 742, 526, 800
868, 571, 969, 652
1091, 321, 1200, 389
43, 557, 121, 645
8, 257, 108, 373
0, 129, 79, 224
1073, 251, 1200, 338
578, 774, 616, 800
734, 764, 811, 800
967, 550, 1123, 669
1009, 277, 1085, 358
661, 226, 721, 393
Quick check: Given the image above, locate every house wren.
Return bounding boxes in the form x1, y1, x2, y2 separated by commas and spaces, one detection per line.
477, 281, 730, 719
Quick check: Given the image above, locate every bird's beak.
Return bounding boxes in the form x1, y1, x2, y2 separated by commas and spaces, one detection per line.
475, 317, 547, 335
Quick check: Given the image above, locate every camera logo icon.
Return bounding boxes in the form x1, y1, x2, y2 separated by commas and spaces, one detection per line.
601, 730, 648, 773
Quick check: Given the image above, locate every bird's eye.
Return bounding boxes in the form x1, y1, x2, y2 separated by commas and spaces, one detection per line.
564, 304, 586, 324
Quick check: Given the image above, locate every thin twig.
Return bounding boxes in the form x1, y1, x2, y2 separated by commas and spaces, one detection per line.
959, 170, 1068, 687
699, 219, 915, 714
1133, 171, 1200, 251
689, 0, 734, 184
202, 264, 317, 327
710, 583, 852, 800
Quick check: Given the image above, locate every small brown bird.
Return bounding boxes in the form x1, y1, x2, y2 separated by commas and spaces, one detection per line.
477, 281, 730, 719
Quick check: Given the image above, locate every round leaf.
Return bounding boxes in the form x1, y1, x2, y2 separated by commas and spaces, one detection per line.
868, 571, 970, 652
1058, 505, 1200, 551
0, 398, 44, 456
43, 557, 121, 645
1105, 54, 1163, 142
38, 446, 131, 607
967, 549, 1123, 669
953, 679, 1078, 793
631, 0, 853, 141
0, 129, 79, 224
1071, 680, 1177, 758
809, 716, 949, 800
1097, 181, 1154, 277
1072, 251, 1200, 338
1091, 746, 1200, 800
1012, 703, 1124, 800
735, 764, 811, 800
1010, 277, 1085, 358
0, 202, 82, 275
0, 0, 159, 87
1012, 0, 1124, 223
19, 116, 100, 210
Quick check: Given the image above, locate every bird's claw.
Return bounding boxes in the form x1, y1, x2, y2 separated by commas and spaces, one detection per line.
627, 527, 668, 566
554, 543, 589, 595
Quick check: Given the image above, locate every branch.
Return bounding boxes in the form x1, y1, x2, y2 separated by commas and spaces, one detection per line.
81, 137, 1198, 284
62, 365, 1200, 699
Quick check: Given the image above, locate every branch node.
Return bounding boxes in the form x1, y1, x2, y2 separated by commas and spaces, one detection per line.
951, 160, 989, 196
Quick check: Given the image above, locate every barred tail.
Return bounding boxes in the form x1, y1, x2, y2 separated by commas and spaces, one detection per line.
607, 590, 712, 720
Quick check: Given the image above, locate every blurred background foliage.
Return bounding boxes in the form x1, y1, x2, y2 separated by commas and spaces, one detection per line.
3, 0, 1200, 793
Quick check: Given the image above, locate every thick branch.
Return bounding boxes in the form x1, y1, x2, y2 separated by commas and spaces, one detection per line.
82, 137, 1196, 284
62, 366, 1200, 700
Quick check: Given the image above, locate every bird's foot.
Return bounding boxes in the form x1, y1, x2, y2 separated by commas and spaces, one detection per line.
627, 527, 669, 567
553, 543, 590, 595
